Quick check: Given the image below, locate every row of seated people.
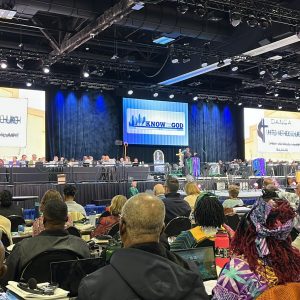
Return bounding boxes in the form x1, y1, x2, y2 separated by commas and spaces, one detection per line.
0, 188, 299, 299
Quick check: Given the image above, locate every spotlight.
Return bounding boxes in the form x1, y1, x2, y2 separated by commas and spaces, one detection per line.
169, 94, 174, 99
278, 104, 282, 110
258, 103, 262, 108
238, 102, 242, 106
171, 54, 179, 64
230, 11, 242, 27
297, 106, 300, 111
42, 65, 50, 74
193, 96, 198, 101
153, 92, 159, 98
182, 54, 191, 64
282, 71, 289, 79
201, 62, 208, 68
274, 89, 279, 97
17, 60, 24, 70
247, 15, 258, 28
259, 67, 266, 76
259, 17, 271, 29
128, 89, 133, 95
194, 4, 206, 17
295, 91, 300, 100
0, 59, 8, 69
231, 63, 239, 72
177, 3, 189, 14
82, 64, 90, 78
26, 80, 32, 87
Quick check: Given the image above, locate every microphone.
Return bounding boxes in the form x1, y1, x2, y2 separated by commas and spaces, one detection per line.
18, 278, 57, 295
28, 278, 37, 290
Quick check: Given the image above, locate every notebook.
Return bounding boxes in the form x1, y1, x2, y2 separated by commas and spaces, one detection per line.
173, 246, 218, 281
50, 257, 106, 297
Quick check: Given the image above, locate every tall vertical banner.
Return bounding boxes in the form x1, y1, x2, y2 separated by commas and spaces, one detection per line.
0, 98, 28, 147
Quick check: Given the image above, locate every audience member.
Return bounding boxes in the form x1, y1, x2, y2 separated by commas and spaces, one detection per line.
32, 189, 73, 236
0, 215, 13, 245
222, 185, 244, 208
184, 181, 202, 210
162, 176, 191, 225
9, 156, 19, 167
63, 185, 86, 217
2, 199, 90, 284
171, 193, 234, 250
19, 155, 28, 167
0, 190, 23, 217
78, 193, 208, 300
153, 184, 165, 200
0, 241, 8, 297
91, 195, 127, 237
29, 154, 37, 167
212, 198, 300, 299
128, 181, 139, 197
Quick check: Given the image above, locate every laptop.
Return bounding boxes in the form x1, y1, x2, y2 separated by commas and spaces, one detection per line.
50, 257, 106, 297
173, 247, 218, 281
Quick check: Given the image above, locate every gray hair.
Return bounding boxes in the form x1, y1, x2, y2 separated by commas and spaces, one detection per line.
121, 193, 165, 239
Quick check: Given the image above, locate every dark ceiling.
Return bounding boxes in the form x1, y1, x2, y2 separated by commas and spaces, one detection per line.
1, 0, 300, 109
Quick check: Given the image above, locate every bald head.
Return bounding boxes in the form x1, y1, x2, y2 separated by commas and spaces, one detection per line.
120, 193, 165, 245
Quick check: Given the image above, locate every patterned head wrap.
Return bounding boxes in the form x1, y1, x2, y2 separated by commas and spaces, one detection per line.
249, 199, 293, 258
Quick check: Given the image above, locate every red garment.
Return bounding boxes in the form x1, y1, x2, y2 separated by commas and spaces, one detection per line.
91, 215, 119, 237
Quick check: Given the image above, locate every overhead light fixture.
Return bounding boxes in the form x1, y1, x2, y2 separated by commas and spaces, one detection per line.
231, 63, 239, 72
259, 17, 271, 29
42, 65, 50, 74
153, 36, 175, 45
259, 67, 266, 76
247, 15, 258, 28
268, 55, 282, 61
82, 64, 90, 78
230, 11, 242, 27
182, 54, 191, 64
17, 60, 24, 70
278, 104, 282, 109
297, 106, 300, 111
128, 89, 133, 95
153, 92, 159, 98
238, 102, 242, 106
0, 59, 8, 69
258, 103, 262, 108
295, 91, 300, 100
169, 94, 174, 99
282, 71, 289, 79
0, 8, 17, 19
217, 59, 225, 67
194, 4, 206, 17
171, 54, 179, 64
132, 2, 144, 11
111, 54, 119, 60
274, 89, 279, 97
201, 62, 208, 68
177, 3, 189, 14
193, 96, 198, 101
26, 80, 32, 87
266, 86, 274, 95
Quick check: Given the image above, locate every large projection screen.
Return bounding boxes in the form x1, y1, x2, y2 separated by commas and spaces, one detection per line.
123, 98, 189, 146
244, 108, 300, 160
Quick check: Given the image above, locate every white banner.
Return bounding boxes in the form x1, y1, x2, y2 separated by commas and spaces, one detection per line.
0, 97, 28, 147
257, 117, 300, 153
126, 108, 186, 136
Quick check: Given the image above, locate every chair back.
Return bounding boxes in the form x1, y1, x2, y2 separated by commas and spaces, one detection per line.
7, 215, 25, 232
107, 222, 120, 238
66, 226, 81, 237
256, 282, 300, 300
164, 216, 192, 237
224, 214, 240, 231
21, 250, 81, 283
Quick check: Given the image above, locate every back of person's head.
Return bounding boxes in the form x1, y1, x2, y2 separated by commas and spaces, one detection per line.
184, 182, 200, 196
228, 185, 240, 199
231, 199, 300, 284
41, 189, 62, 212
43, 198, 68, 228
164, 176, 179, 193
263, 177, 274, 187
120, 193, 165, 243
153, 184, 165, 196
194, 193, 225, 227
0, 190, 13, 208
110, 195, 127, 216
63, 185, 77, 198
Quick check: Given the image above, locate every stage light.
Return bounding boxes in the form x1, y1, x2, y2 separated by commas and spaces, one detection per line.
42, 65, 50, 74
278, 104, 282, 109
0, 59, 8, 69
259, 17, 271, 29
247, 15, 258, 28
171, 54, 179, 64
295, 91, 300, 100
26, 80, 32, 87
258, 103, 262, 108
259, 67, 266, 76
238, 102, 242, 106
169, 94, 174, 99
231, 63, 239, 72
17, 60, 24, 70
194, 4, 206, 17
128, 89, 133, 95
153, 92, 159, 97
297, 106, 300, 111
274, 89, 279, 97
82, 64, 90, 78
193, 96, 198, 101
177, 3, 189, 14
230, 11, 242, 27
201, 62, 208, 68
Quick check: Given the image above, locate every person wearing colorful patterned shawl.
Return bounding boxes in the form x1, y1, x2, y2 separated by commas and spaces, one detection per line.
212, 193, 300, 300
170, 193, 234, 250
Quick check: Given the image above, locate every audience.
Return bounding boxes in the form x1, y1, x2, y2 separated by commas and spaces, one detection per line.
32, 189, 73, 236
153, 184, 165, 200
212, 197, 300, 299
222, 184, 244, 208
0, 215, 13, 245
2, 199, 90, 284
0, 241, 7, 297
78, 193, 208, 300
63, 185, 86, 218
128, 180, 139, 197
0, 190, 23, 217
184, 181, 202, 210
171, 193, 234, 250
162, 176, 191, 225
91, 195, 127, 237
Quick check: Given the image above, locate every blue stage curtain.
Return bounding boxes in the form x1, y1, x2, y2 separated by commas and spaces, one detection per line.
47, 90, 121, 160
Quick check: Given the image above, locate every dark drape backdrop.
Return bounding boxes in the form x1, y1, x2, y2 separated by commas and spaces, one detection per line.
46, 89, 243, 163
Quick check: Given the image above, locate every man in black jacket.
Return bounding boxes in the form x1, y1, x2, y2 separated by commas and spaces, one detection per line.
162, 176, 191, 224
78, 193, 208, 300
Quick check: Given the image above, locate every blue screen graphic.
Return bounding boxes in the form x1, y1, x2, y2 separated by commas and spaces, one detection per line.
123, 98, 189, 146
